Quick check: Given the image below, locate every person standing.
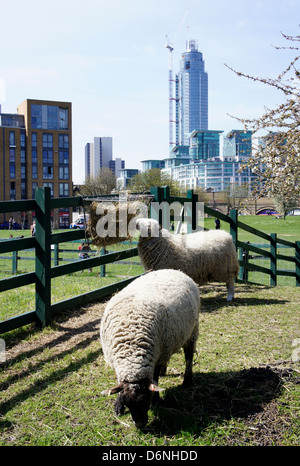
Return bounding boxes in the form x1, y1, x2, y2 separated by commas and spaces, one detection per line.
215, 218, 221, 229
31, 220, 36, 236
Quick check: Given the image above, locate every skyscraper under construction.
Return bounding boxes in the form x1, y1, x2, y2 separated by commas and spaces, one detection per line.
176, 40, 208, 146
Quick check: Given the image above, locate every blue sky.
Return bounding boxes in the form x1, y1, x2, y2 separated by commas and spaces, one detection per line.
0, 0, 299, 184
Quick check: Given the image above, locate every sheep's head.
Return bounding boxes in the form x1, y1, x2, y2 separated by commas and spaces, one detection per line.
102, 379, 164, 428
136, 218, 162, 238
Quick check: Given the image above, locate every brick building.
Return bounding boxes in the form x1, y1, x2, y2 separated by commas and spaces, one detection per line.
0, 99, 72, 229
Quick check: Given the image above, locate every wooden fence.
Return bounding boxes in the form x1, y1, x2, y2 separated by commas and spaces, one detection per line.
0, 186, 299, 335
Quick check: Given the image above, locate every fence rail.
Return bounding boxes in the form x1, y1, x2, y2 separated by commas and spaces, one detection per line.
0, 186, 299, 335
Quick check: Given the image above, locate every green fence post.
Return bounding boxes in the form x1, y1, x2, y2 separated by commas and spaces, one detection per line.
12, 250, 18, 274
100, 247, 106, 277
229, 209, 238, 250
150, 187, 164, 225
296, 241, 300, 287
270, 233, 277, 287
186, 189, 198, 232
54, 243, 59, 267
35, 187, 52, 326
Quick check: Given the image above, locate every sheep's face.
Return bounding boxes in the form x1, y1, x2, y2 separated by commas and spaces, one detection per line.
116, 381, 153, 428
102, 379, 164, 428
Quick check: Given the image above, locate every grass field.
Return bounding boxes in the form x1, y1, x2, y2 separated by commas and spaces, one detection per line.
0, 283, 299, 446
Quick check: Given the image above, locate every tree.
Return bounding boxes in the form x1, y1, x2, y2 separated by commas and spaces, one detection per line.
80, 168, 117, 196
226, 31, 300, 217
223, 184, 249, 214
128, 168, 181, 195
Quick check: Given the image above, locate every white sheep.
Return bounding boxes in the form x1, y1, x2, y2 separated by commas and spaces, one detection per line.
100, 269, 200, 428
136, 218, 239, 302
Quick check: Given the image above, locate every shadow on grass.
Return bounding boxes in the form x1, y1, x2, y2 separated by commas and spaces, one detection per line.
0, 346, 102, 422
147, 366, 284, 436
199, 284, 290, 313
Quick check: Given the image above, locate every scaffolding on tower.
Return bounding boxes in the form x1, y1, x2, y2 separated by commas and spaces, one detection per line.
165, 10, 188, 153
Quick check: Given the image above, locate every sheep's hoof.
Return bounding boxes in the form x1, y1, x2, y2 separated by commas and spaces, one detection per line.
226, 295, 234, 302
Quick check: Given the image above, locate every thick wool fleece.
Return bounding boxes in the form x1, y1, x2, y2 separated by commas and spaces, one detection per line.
137, 218, 239, 288
100, 269, 200, 384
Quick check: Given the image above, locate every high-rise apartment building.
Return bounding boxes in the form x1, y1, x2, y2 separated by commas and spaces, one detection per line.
0, 98, 72, 228
85, 137, 125, 180
176, 40, 208, 146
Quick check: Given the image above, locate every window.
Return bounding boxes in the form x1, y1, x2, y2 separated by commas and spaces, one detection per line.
21, 131, 26, 147
43, 133, 53, 148
58, 134, 69, 148
31, 104, 69, 130
58, 107, 68, 130
47, 106, 58, 130
59, 150, 69, 164
43, 165, 53, 179
10, 163, 15, 178
10, 181, 16, 200
43, 182, 54, 197
32, 164, 38, 179
32, 149, 37, 162
59, 165, 69, 179
9, 131, 15, 146
9, 148, 15, 162
43, 149, 53, 163
32, 132, 37, 147
31, 105, 43, 129
21, 182, 26, 200
59, 182, 69, 197
43, 133, 53, 178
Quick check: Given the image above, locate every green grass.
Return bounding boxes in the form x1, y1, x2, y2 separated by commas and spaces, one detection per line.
0, 284, 299, 446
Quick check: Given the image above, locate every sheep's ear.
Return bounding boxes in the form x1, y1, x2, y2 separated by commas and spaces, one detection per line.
101, 383, 124, 396
149, 383, 165, 392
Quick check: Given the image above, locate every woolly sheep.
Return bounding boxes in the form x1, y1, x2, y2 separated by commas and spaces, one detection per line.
136, 218, 239, 302
100, 269, 200, 428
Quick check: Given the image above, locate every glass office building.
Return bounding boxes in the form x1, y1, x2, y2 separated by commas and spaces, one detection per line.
189, 130, 222, 160
162, 129, 256, 192
176, 40, 208, 146
223, 130, 252, 159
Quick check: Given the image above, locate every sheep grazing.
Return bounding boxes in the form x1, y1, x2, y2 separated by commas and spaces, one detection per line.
100, 269, 200, 428
136, 218, 239, 302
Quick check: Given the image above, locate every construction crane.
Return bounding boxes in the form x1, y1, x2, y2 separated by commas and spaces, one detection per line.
165, 38, 175, 151
165, 10, 188, 152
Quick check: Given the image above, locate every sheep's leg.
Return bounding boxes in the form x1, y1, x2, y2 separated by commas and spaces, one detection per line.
226, 278, 235, 302
182, 334, 197, 387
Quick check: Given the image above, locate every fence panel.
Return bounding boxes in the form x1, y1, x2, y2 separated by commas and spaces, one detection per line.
0, 187, 299, 335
